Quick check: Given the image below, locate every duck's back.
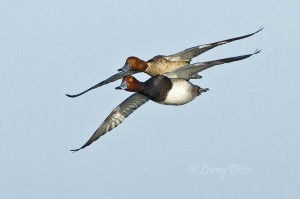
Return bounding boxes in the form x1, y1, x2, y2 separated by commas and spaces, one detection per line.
146, 56, 189, 76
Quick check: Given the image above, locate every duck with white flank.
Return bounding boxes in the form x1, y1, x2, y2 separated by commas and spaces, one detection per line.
66, 27, 263, 98
71, 50, 261, 151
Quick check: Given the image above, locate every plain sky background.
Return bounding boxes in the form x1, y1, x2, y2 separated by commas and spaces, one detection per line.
1, 0, 299, 198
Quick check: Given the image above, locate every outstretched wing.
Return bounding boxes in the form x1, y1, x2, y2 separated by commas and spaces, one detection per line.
71, 93, 149, 151
164, 27, 263, 62
166, 50, 261, 80
66, 70, 139, 98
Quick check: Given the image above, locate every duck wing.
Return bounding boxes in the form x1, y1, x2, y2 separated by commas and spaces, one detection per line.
71, 93, 149, 151
164, 27, 263, 62
166, 50, 261, 80
66, 70, 139, 98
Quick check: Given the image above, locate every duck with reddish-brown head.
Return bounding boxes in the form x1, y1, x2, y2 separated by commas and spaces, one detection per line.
66, 28, 263, 98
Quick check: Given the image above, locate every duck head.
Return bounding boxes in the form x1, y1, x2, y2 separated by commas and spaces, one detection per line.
115, 76, 144, 92
118, 57, 148, 72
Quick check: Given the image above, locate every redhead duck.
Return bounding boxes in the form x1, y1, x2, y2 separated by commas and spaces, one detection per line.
115, 75, 209, 105
66, 27, 263, 98
71, 50, 260, 151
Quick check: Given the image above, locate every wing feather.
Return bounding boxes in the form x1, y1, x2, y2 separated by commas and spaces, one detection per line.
66, 70, 139, 98
164, 27, 263, 62
166, 50, 261, 80
71, 93, 149, 151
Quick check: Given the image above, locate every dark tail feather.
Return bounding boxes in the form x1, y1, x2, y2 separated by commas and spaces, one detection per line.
197, 87, 209, 95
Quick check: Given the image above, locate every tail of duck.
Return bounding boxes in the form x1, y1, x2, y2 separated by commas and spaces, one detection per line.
197, 87, 209, 96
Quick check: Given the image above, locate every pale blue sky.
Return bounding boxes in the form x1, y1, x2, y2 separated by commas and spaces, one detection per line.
1, 0, 300, 198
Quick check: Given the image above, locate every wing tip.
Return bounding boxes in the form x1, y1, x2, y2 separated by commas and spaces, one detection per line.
253, 48, 262, 55
65, 93, 78, 98
257, 25, 265, 33
70, 148, 82, 152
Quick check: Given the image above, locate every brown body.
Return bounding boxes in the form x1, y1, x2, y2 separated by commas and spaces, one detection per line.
146, 56, 189, 76
126, 56, 189, 76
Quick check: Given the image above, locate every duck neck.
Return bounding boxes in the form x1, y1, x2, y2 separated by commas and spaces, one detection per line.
134, 58, 148, 72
